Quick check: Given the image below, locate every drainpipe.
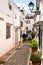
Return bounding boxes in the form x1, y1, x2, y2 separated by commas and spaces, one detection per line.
12, 1, 15, 47
38, 26, 40, 49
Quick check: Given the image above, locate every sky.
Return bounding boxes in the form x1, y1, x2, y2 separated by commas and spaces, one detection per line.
13, 0, 36, 14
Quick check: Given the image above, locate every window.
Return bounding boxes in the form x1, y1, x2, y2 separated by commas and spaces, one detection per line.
29, 20, 30, 24
6, 24, 11, 39
9, 3, 12, 10
21, 21, 23, 26
25, 27, 28, 30
15, 13, 17, 19
26, 20, 30, 24
26, 20, 29, 24
20, 30, 22, 37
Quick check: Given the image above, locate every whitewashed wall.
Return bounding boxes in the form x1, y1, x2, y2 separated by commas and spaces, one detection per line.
0, 0, 25, 57
37, 0, 43, 56
13, 4, 20, 27
13, 3, 25, 44
13, 4, 21, 44
0, 0, 14, 57
25, 19, 35, 31
39, 0, 43, 56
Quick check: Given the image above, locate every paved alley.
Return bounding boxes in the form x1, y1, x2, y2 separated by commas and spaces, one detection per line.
3, 43, 30, 65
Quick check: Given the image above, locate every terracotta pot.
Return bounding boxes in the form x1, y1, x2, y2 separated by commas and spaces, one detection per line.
32, 62, 41, 65
32, 48, 37, 53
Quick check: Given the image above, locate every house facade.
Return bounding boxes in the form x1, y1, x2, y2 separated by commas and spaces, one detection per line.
13, 4, 25, 45
36, 0, 43, 58
0, 0, 25, 57
25, 14, 35, 31
0, 0, 14, 57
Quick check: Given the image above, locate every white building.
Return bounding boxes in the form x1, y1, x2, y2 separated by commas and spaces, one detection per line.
0, 0, 25, 57
13, 3, 21, 46
13, 3, 25, 46
0, 0, 14, 57
25, 14, 35, 31
35, 0, 43, 59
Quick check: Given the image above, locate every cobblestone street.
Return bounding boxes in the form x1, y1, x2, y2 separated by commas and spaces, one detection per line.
3, 43, 30, 65
0, 0, 43, 65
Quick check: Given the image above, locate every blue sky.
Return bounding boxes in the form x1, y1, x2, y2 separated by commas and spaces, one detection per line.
13, 0, 36, 14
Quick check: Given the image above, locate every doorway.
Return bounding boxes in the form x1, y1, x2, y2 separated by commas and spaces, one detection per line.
15, 28, 18, 45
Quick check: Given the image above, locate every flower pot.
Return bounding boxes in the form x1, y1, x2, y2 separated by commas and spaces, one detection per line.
32, 62, 41, 65
32, 48, 37, 53
30, 51, 41, 65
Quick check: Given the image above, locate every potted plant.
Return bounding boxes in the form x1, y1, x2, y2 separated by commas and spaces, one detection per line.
35, 7, 40, 15
29, 38, 39, 53
31, 30, 36, 39
30, 51, 41, 65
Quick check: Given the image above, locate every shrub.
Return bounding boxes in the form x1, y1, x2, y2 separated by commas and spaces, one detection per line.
30, 51, 41, 63
31, 31, 36, 39
29, 38, 39, 49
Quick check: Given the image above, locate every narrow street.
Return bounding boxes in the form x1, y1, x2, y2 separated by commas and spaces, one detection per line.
3, 42, 30, 65
0, 0, 43, 65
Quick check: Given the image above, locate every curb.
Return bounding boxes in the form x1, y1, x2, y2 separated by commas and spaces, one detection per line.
6, 42, 25, 61
27, 48, 31, 65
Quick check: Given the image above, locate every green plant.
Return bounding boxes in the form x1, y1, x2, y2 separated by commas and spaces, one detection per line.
31, 31, 36, 38
30, 51, 41, 63
36, 7, 39, 12
29, 38, 39, 49
35, 7, 40, 15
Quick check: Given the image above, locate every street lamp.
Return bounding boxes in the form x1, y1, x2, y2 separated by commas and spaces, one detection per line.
28, 2, 40, 14
28, 2, 34, 12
